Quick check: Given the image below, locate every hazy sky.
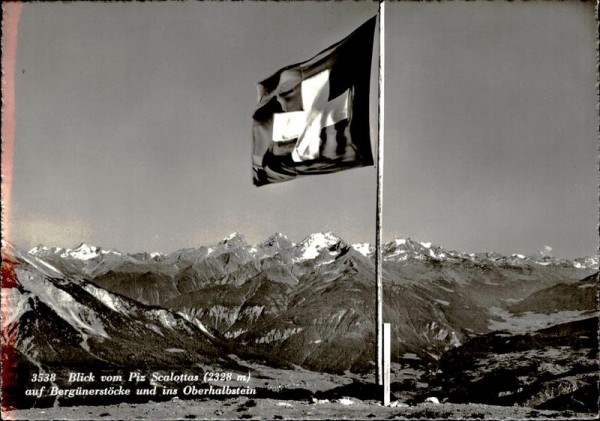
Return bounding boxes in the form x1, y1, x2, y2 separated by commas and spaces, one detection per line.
5, 1, 597, 258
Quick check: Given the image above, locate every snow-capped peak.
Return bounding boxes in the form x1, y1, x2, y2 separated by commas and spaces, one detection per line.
382, 238, 412, 259
382, 238, 447, 261
29, 242, 123, 262
28, 244, 49, 255
295, 232, 342, 261
265, 232, 291, 243
70, 243, 100, 261
219, 232, 247, 247
258, 233, 295, 253
4, 241, 65, 278
351, 243, 373, 257
300, 232, 341, 247
223, 232, 242, 241
28, 244, 67, 256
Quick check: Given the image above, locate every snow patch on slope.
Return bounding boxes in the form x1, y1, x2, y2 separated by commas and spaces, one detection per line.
255, 327, 304, 344
146, 309, 182, 331
18, 252, 65, 278
177, 311, 215, 338
2, 288, 32, 327
83, 283, 132, 315
16, 268, 109, 338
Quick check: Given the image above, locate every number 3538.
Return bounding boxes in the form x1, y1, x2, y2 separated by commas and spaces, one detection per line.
31, 373, 56, 382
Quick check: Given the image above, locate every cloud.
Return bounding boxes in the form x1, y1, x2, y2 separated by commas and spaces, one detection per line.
538, 245, 553, 257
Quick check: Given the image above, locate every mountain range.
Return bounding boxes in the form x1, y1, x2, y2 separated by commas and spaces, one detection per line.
2, 233, 598, 411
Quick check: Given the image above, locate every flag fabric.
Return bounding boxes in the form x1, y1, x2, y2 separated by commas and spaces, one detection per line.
252, 16, 376, 186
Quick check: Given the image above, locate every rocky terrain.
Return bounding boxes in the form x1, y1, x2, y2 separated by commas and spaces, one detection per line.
6, 396, 593, 420
2, 233, 597, 417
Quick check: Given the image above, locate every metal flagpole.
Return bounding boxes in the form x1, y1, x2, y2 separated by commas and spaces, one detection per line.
376, 0, 385, 387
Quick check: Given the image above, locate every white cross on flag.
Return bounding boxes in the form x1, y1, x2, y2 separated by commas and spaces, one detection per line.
252, 16, 376, 186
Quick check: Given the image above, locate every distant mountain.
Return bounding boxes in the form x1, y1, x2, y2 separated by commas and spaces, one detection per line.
508, 272, 597, 315
5, 233, 598, 410
28, 233, 600, 271
20, 233, 598, 372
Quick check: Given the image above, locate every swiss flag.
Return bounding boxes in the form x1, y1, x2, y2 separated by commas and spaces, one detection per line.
252, 17, 376, 186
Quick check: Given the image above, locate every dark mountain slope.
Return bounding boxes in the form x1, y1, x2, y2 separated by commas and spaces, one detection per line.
509, 272, 598, 315
429, 317, 599, 413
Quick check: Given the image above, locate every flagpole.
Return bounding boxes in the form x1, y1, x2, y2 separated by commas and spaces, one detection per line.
376, 0, 385, 387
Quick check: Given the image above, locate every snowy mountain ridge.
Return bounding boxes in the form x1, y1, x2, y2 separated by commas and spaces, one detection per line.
26, 233, 599, 270
29, 243, 122, 262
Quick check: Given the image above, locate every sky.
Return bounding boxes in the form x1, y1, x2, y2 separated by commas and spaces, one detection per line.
3, 1, 597, 258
